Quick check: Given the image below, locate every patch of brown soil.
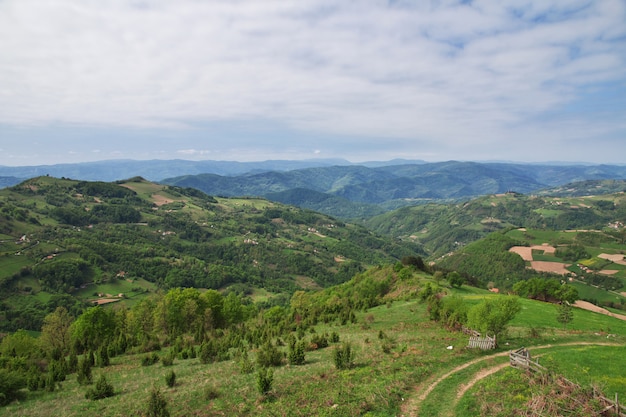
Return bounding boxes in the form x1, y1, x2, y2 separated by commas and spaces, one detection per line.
573, 300, 626, 321
598, 270, 619, 275
90, 298, 120, 305
152, 194, 179, 206
530, 261, 570, 275
510, 246, 533, 261
510, 244, 556, 261
598, 253, 626, 266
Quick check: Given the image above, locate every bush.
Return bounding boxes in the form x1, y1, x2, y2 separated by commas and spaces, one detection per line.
141, 352, 160, 366
165, 370, 176, 388
85, 375, 115, 400
288, 340, 306, 366
333, 343, 355, 370
96, 346, 110, 368
238, 349, 254, 374
256, 367, 274, 395
0, 369, 25, 405
161, 352, 174, 367
256, 341, 283, 367
146, 386, 170, 417
77, 357, 93, 385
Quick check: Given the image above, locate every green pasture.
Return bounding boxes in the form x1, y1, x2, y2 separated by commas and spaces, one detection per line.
571, 281, 626, 305
4, 285, 626, 416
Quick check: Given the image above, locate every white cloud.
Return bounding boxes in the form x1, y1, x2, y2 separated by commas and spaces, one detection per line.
0, 0, 624, 164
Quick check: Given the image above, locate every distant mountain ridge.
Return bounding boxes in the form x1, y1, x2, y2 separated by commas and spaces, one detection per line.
162, 161, 626, 218
2, 159, 626, 219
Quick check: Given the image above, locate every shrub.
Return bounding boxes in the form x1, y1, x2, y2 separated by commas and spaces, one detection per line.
142, 352, 160, 366
68, 350, 78, 373
27, 369, 40, 392
310, 333, 329, 350
330, 332, 340, 343
256, 341, 283, 367
85, 375, 115, 400
146, 386, 170, 417
288, 340, 306, 366
165, 370, 176, 388
77, 357, 93, 385
161, 352, 174, 367
333, 343, 355, 370
96, 346, 110, 368
256, 367, 274, 395
0, 369, 25, 405
238, 349, 254, 374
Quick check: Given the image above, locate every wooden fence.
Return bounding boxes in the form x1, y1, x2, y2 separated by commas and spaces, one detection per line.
468, 334, 496, 350
509, 347, 626, 416
509, 347, 545, 372
462, 326, 496, 350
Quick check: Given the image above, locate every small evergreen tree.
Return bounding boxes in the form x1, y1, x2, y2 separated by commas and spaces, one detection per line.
85, 374, 115, 400
288, 340, 306, 366
256, 367, 274, 395
165, 370, 176, 388
556, 303, 574, 329
238, 349, 254, 374
146, 386, 170, 417
77, 357, 93, 385
68, 349, 79, 373
97, 345, 110, 368
333, 342, 355, 370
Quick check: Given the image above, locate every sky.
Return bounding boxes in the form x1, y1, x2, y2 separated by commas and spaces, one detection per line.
0, 0, 625, 167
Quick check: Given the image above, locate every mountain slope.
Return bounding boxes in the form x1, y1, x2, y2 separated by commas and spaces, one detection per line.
0, 176, 423, 331
162, 161, 626, 218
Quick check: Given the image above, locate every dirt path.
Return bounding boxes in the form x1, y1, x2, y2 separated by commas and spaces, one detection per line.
400, 341, 620, 417
574, 300, 626, 321
455, 362, 510, 400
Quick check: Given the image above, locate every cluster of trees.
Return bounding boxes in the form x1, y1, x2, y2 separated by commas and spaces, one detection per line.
1, 260, 409, 407
513, 278, 578, 304
426, 290, 522, 341
437, 233, 529, 288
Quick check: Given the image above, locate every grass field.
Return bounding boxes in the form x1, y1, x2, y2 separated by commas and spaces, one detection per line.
3, 289, 626, 417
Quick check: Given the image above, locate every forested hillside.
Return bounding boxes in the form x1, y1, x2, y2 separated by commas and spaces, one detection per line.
366, 190, 626, 258
0, 176, 422, 332
162, 161, 626, 219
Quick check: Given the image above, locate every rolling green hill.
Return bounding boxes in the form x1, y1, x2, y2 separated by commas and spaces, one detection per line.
0, 176, 422, 332
366, 190, 626, 258
161, 162, 626, 219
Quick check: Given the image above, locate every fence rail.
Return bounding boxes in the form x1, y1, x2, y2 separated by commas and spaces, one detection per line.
463, 326, 496, 350
509, 347, 625, 416
468, 335, 496, 350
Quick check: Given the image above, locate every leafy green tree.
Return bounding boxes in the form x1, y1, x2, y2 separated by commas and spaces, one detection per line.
70, 307, 116, 352
447, 271, 464, 288
467, 296, 521, 340
40, 307, 74, 357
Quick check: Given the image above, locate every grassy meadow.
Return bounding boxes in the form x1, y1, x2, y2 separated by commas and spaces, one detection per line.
3, 286, 625, 417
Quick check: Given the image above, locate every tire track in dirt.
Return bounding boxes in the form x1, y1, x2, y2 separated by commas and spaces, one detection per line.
400, 342, 620, 417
